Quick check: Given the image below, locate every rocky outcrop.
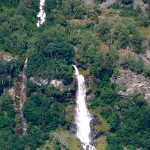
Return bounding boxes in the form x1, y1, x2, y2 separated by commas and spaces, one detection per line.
100, 0, 116, 9
111, 69, 150, 105
0, 52, 17, 62
84, 0, 93, 5
133, 0, 148, 11
140, 50, 150, 64
98, 0, 149, 12
50, 80, 63, 89
30, 77, 48, 86
30, 77, 63, 89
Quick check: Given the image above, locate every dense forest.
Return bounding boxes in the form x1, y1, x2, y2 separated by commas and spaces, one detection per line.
0, 0, 150, 150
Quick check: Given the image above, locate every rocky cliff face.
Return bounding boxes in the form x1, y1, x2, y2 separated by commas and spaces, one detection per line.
100, 0, 116, 8
133, 0, 148, 11
8, 59, 28, 136
0, 52, 17, 62
30, 77, 63, 89
97, 0, 149, 12
9, 76, 27, 136
111, 69, 150, 105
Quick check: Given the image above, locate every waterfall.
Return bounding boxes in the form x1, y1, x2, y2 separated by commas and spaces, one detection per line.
20, 58, 28, 135
37, 0, 46, 27
73, 65, 96, 150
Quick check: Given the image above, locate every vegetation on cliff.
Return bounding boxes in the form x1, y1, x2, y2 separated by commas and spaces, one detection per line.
0, 0, 150, 150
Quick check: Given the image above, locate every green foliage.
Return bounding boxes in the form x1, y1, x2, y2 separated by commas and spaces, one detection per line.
144, 64, 150, 78
77, 31, 101, 66
0, 93, 49, 150
45, 0, 86, 21
24, 93, 66, 131
47, 9, 67, 26
102, 93, 150, 150
137, 14, 150, 27
4, 30, 28, 55
109, 3, 142, 17
0, 94, 15, 130
121, 54, 145, 74
0, 0, 149, 150
96, 21, 111, 42
0, 94, 15, 150
112, 20, 144, 51
0, 14, 30, 55
130, 31, 144, 53
0, 59, 23, 95
0, 0, 19, 7
27, 25, 75, 85
61, 0, 86, 19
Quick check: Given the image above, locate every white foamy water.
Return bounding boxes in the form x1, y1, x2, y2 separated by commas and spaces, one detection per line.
37, 0, 46, 27
73, 65, 97, 150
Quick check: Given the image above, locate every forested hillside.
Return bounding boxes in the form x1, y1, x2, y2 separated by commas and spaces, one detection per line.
0, 0, 150, 150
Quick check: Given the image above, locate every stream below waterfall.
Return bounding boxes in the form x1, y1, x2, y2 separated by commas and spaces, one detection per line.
73, 65, 96, 150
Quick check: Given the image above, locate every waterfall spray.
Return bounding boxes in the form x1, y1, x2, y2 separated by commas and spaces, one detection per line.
37, 0, 46, 27
73, 65, 96, 150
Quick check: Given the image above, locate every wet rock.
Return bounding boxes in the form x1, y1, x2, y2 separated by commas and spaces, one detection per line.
90, 116, 102, 126
90, 115, 103, 140
70, 122, 77, 134
95, 131, 106, 139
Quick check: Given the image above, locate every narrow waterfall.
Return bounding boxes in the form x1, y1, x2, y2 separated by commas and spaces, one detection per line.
20, 58, 28, 135
13, 58, 28, 136
73, 65, 96, 150
37, 0, 46, 27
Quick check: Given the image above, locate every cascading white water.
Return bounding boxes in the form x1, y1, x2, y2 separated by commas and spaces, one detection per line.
37, 0, 46, 27
73, 65, 97, 150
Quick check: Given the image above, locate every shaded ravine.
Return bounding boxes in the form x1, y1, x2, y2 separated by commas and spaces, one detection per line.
73, 65, 96, 150
12, 58, 28, 136
20, 58, 28, 134
37, 0, 46, 27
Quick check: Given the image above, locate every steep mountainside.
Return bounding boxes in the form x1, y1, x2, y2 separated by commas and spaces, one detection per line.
0, 0, 150, 150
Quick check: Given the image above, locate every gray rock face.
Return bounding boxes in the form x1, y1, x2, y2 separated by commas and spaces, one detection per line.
50, 80, 63, 89
133, 0, 148, 11
30, 77, 48, 86
0, 53, 17, 62
111, 69, 150, 105
140, 50, 150, 64
100, 0, 116, 8
30, 77, 63, 89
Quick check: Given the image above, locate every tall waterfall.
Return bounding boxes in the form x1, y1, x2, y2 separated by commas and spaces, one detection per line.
37, 0, 46, 27
73, 65, 96, 150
